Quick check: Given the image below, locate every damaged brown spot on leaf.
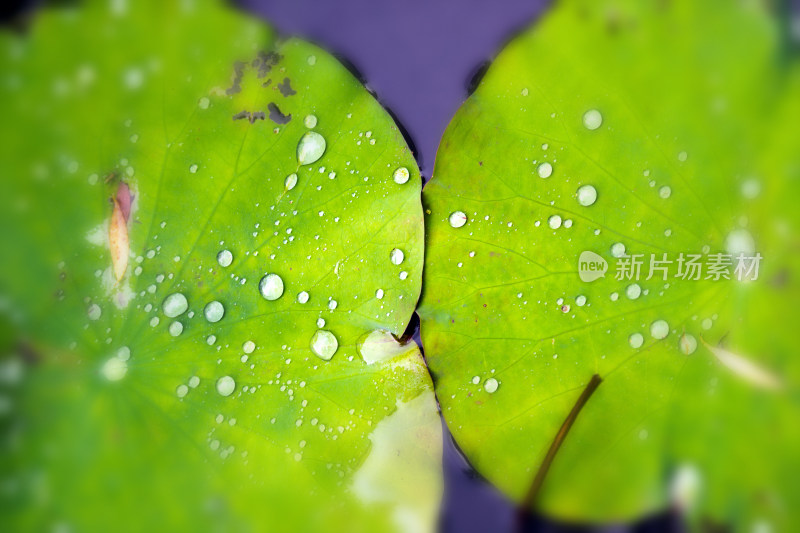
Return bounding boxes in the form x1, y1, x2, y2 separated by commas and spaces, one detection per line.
109, 182, 130, 283
268, 102, 291, 124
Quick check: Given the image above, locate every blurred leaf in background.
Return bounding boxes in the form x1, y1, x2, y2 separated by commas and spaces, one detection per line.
420, 0, 800, 529
0, 0, 439, 531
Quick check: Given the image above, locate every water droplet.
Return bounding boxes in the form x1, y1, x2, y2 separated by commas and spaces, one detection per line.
583, 109, 603, 130
204, 301, 225, 323
188, 376, 200, 388
307, 55, 317, 66
310, 330, 338, 361
659, 186, 672, 199
629, 333, 644, 349
316, 318, 326, 328
169, 321, 183, 337
650, 320, 670, 339
297, 291, 309, 304
163, 293, 188, 318
611, 242, 626, 258
484, 378, 499, 393
216, 375, 235, 397
176, 384, 189, 398
217, 249, 233, 268
725, 228, 755, 256
304, 114, 317, 128
548, 215, 562, 229
206, 334, 217, 345
576, 185, 597, 206
471, 376, 480, 385
328, 299, 338, 310
297, 132, 326, 165
88, 304, 102, 321
243, 341, 255, 354
537, 162, 553, 178
576, 295, 587, 306
679, 334, 697, 355
285, 173, 298, 191
189, 164, 198, 174
626, 283, 642, 300
375, 289, 384, 299
678, 151, 688, 162
101, 356, 127, 381
390, 248, 405, 265
393, 167, 410, 184
449, 211, 467, 228
741, 178, 761, 199
259, 273, 284, 301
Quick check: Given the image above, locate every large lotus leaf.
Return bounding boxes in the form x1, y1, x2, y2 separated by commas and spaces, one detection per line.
0, 1, 439, 531
420, 0, 800, 529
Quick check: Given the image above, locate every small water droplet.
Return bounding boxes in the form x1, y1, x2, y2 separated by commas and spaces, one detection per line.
307, 55, 317, 66
679, 334, 697, 355
297, 291, 309, 304
189, 164, 198, 173
576, 184, 597, 206
176, 384, 189, 398
216, 375, 235, 397
316, 318, 326, 328
678, 151, 688, 162
243, 341, 255, 354
626, 283, 642, 300
659, 186, 672, 199
650, 320, 670, 339
390, 248, 405, 265
169, 321, 183, 337
198, 97, 210, 109
576, 295, 587, 306
393, 167, 410, 184
629, 333, 644, 349
449, 211, 467, 228
537, 162, 553, 178
204, 301, 225, 323
304, 114, 317, 128
88, 304, 102, 321
206, 334, 217, 345
583, 109, 603, 130
297, 132, 326, 165
259, 273, 284, 301
375, 289, 384, 299
484, 378, 499, 393
611, 242, 626, 258
285, 173, 298, 191
217, 250, 233, 268
472, 376, 480, 385
188, 376, 200, 388
548, 215, 562, 229
310, 330, 338, 361
163, 293, 188, 318
328, 299, 338, 310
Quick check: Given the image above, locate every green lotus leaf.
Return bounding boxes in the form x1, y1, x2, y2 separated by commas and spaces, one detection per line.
0, 2, 438, 531
420, 0, 800, 529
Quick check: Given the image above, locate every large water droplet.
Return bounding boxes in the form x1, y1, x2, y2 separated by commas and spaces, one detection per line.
88, 304, 102, 321
650, 319, 670, 339
243, 341, 255, 354
393, 167, 410, 184
583, 109, 603, 130
297, 132, 326, 165
310, 330, 338, 361
217, 250, 233, 268
576, 184, 597, 206
101, 356, 127, 382
204, 301, 225, 323
484, 378, 499, 393
216, 375, 235, 397
548, 215, 562, 229
610, 242, 626, 258
449, 211, 467, 228
163, 293, 188, 318
259, 273, 284, 301
537, 162, 553, 178
390, 248, 405, 265
285, 173, 298, 191
625, 283, 642, 300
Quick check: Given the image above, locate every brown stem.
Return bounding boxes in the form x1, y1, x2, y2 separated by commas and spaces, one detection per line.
520, 373, 603, 512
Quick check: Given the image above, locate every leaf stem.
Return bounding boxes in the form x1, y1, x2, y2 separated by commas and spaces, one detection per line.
520, 373, 603, 511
